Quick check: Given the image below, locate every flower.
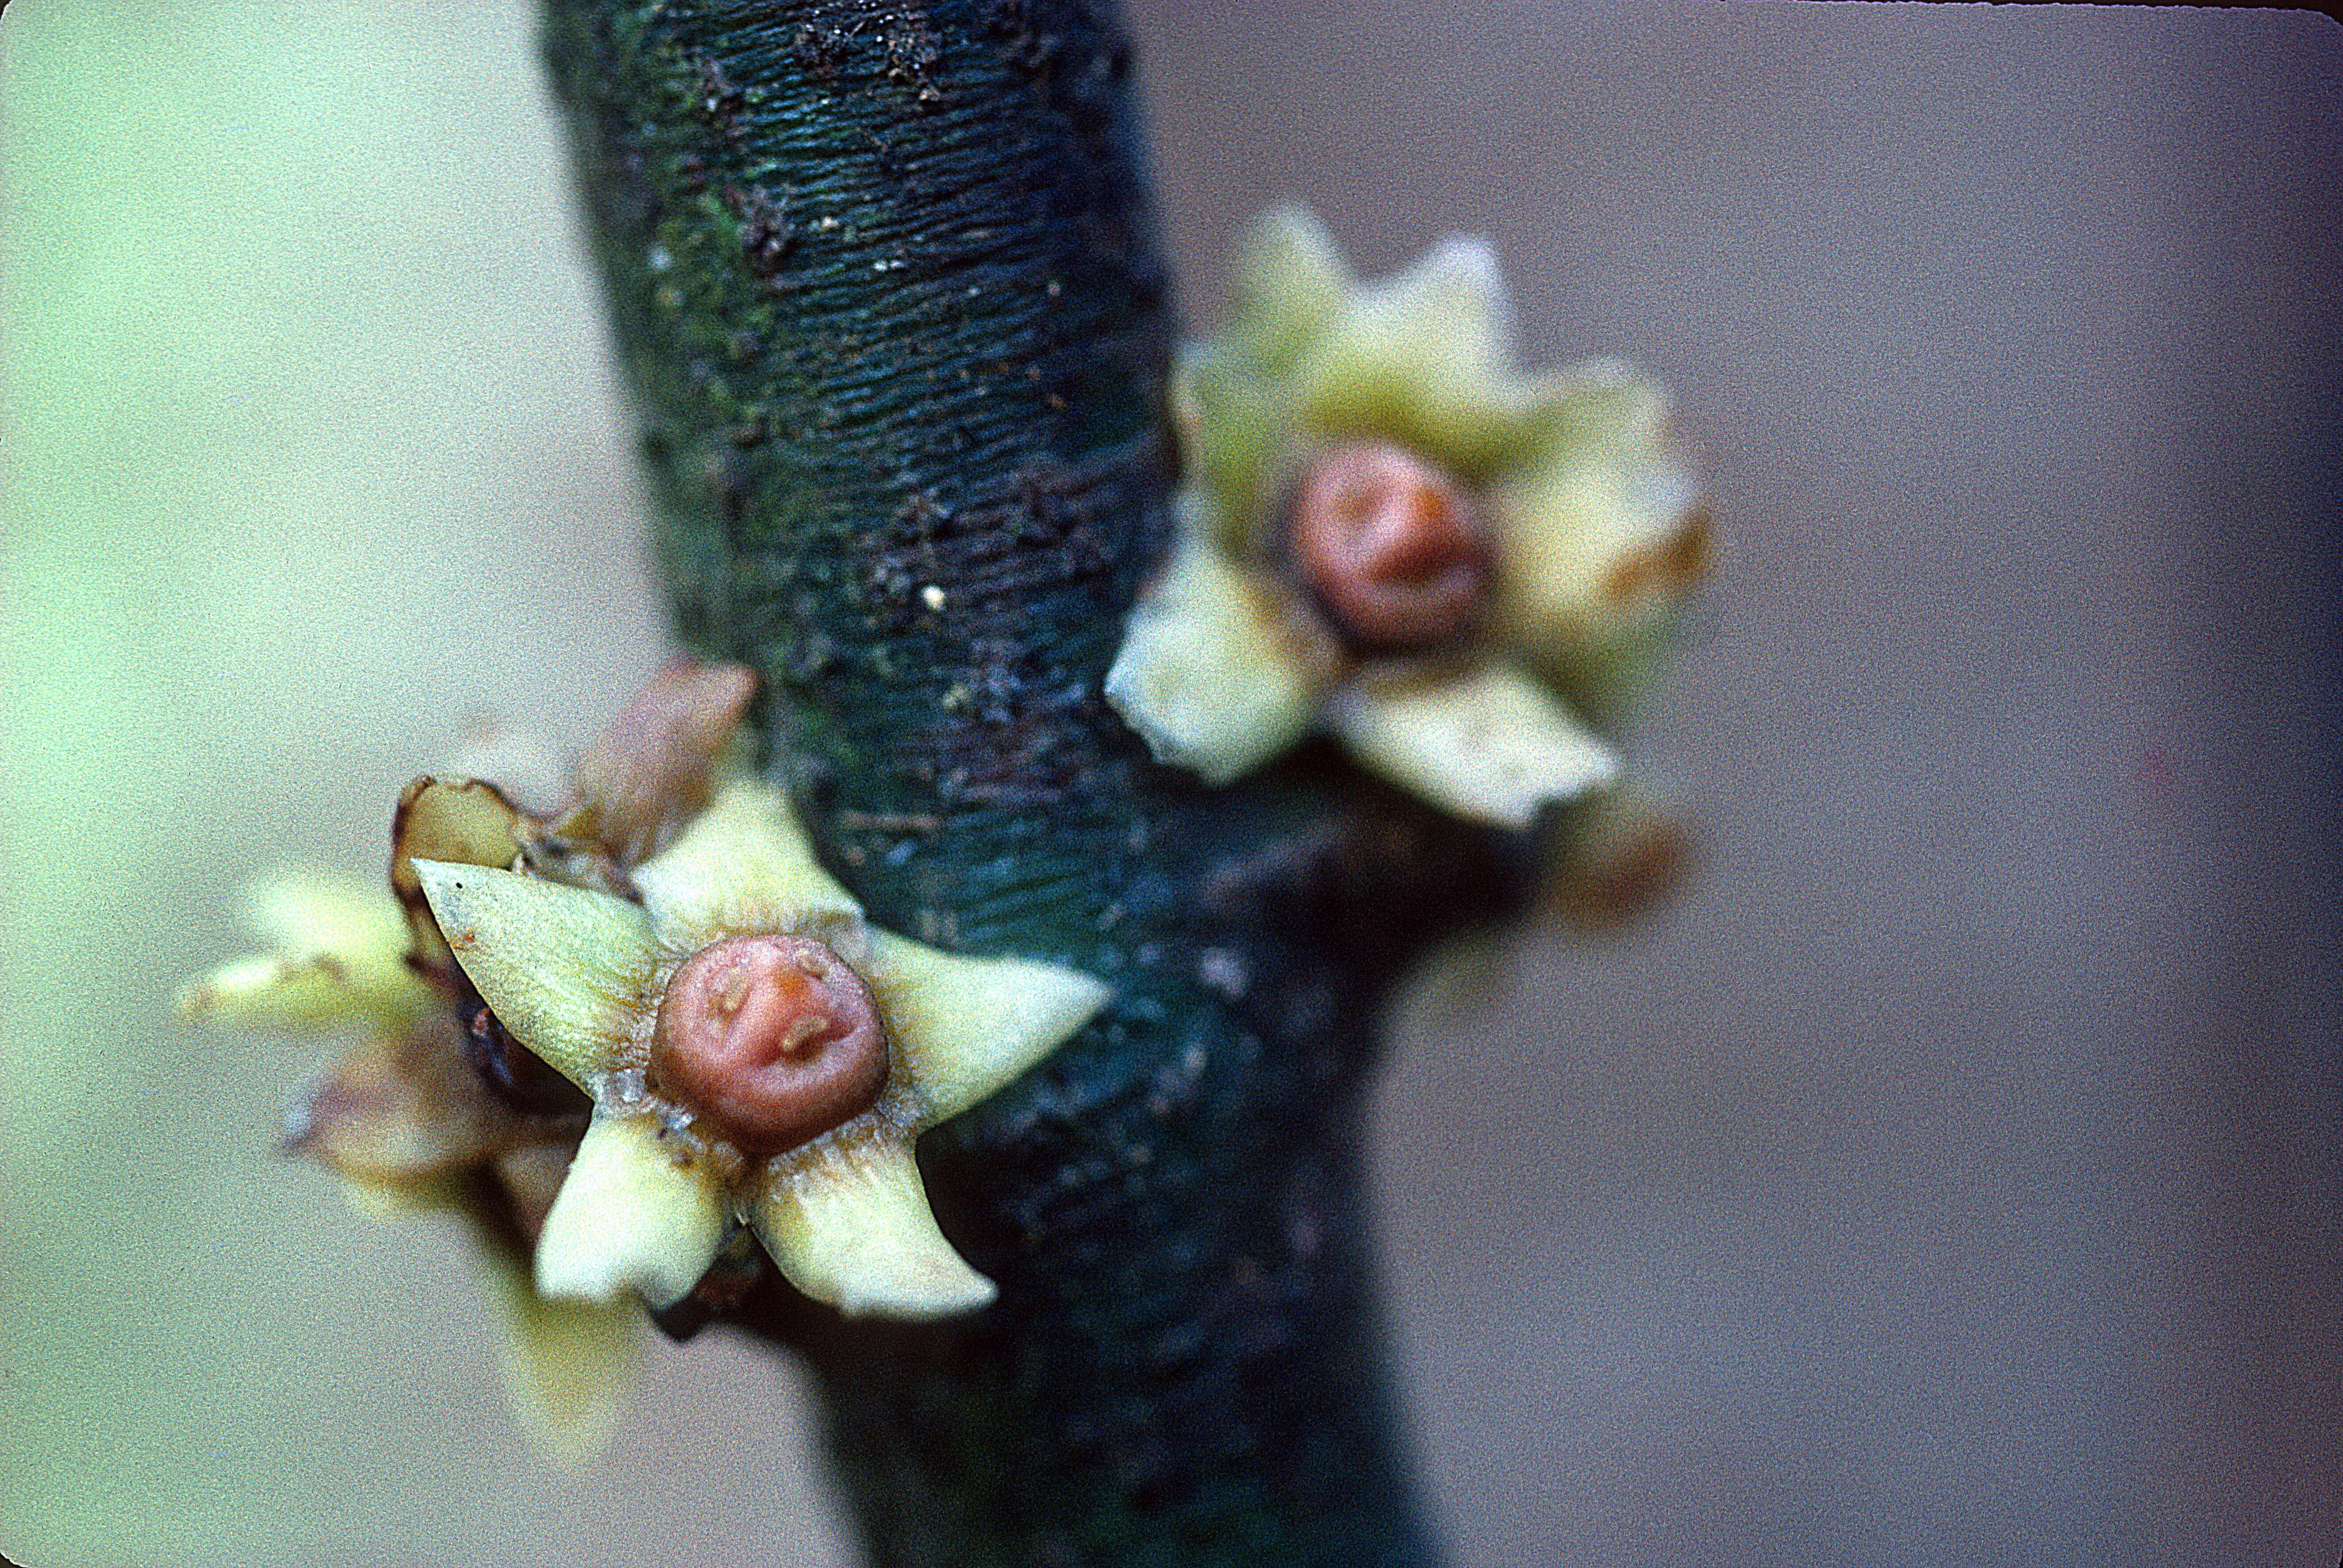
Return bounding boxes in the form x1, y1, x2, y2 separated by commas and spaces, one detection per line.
1104, 206, 1707, 827
414, 776, 1112, 1319
174, 660, 765, 1457
177, 870, 636, 1463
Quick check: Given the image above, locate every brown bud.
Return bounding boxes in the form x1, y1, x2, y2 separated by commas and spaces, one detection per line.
651, 934, 889, 1153
568, 661, 758, 866
1291, 442, 1489, 649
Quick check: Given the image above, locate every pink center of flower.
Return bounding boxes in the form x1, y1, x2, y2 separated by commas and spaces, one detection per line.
1292, 441, 1489, 649
651, 934, 888, 1153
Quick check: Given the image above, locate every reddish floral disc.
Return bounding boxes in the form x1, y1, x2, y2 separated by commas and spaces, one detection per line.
1291, 441, 1490, 650
651, 934, 889, 1153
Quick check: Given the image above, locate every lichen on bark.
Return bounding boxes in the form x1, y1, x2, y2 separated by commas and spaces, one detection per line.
538, 2, 1530, 1562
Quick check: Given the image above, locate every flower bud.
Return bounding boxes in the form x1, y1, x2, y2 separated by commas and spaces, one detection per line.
651, 934, 889, 1153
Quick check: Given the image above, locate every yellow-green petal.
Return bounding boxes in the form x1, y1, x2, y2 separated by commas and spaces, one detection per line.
752, 1135, 996, 1319
178, 872, 428, 1034
411, 860, 660, 1085
1494, 461, 1705, 653
630, 778, 862, 950
1492, 371, 1705, 657
1104, 499, 1334, 786
1292, 234, 1529, 473
1175, 346, 1281, 546
1512, 360, 1671, 461
1324, 661, 1620, 830
534, 1112, 726, 1308
1226, 203, 1354, 373
857, 929, 1110, 1124
177, 953, 385, 1033
475, 1247, 641, 1466
245, 872, 417, 1004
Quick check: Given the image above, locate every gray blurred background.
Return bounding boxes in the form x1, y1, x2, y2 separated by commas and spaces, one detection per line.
5, 4, 2336, 1565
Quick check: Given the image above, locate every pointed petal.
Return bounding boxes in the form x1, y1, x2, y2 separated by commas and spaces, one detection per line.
396, 776, 528, 869
1493, 367, 1706, 661
1360, 233, 1513, 377
476, 1249, 640, 1466
177, 953, 384, 1033
629, 779, 861, 950
1173, 346, 1280, 545
1534, 616, 1694, 733
180, 874, 427, 1032
244, 872, 415, 995
1227, 204, 1355, 370
857, 930, 1110, 1123
412, 861, 660, 1085
534, 1113, 727, 1308
1294, 234, 1530, 473
1104, 499, 1334, 786
752, 1136, 996, 1320
1493, 446, 1707, 659
1325, 662, 1620, 830
1514, 359, 1673, 458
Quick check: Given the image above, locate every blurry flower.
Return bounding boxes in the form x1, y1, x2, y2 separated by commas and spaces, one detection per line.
175, 660, 761, 1457
415, 775, 1111, 1320
178, 870, 633, 1462
1106, 206, 1707, 826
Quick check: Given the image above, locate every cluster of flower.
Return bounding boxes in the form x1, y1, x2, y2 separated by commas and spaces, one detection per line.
1107, 207, 1706, 829
180, 209, 1706, 1456
181, 663, 1108, 1454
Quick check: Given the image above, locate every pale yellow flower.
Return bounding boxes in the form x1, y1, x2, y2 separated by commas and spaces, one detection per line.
175, 661, 767, 1456
1106, 207, 1707, 826
415, 777, 1110, 1319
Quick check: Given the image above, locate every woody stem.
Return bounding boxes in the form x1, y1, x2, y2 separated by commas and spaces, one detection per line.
540, 2, 1528, 1562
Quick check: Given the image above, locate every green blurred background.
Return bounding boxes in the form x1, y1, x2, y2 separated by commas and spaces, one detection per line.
3, 4, 849, 1563
7, 4, 2337, 1566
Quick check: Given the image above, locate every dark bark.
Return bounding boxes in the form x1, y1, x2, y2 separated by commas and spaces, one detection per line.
539, 3, 1530, 1561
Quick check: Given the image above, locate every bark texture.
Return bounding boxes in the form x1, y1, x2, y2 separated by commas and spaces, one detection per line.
540, 4, 1529, 1561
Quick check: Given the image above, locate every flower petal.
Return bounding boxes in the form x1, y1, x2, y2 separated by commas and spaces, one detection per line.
752, 1135, 996, 1319
1324, 661, 1620, 830
1226, 204, 1354, 371
179, 872, 428, 1033
1104, 498, 1334, 786
1513, 359, 1672, 457
629, 778, 861, 950
412, 861, 660, 1085
1493, 371, 1707, 659
244, 872, 416, 995
857, 930, 1110, 1124
1175, 346, 1281, 546
565, 660, 757, 867
177, 953, 384, 1033
534, 1112, 726, 1308
475, 1247, 641, 1466
1293, 234, 1531, 474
